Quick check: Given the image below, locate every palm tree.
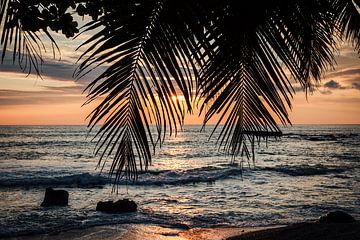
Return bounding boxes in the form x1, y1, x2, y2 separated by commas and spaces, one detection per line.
1, 0, 360, 183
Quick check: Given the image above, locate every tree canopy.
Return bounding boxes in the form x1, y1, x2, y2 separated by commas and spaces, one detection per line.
1, 0, 360, 183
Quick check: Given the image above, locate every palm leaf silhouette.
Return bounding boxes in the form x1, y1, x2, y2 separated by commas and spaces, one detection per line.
0, 0, 81, 74
1, 0, 360, 183
198, 1, 340, 157
75, 1, 198, 182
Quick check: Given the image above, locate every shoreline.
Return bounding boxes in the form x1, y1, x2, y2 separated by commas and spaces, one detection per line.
5, 224, 283, 240
5, 222, 359, 240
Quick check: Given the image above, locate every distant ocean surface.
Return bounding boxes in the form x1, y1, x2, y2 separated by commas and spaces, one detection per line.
0, 125, 359, 238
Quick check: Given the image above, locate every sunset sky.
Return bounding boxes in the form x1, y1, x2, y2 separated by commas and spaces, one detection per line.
0, 35, 359, 125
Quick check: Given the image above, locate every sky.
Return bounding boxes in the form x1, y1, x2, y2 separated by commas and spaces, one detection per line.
0, 34, 359, 125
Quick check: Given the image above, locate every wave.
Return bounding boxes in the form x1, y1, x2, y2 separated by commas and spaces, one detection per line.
260, 164, 348, 176
0, 151, 47, 160
0, 173, 110, 188
129, 166, 242, 186
283, 133, 359, 142
0, 210, 190, 239
0, 151, 95, 161
0, 166, 243, 188
0, 163, 350, 188
0, 140, 82, 148
158, 152, 223, 159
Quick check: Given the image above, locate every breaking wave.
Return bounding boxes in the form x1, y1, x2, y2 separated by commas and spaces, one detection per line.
283, 133, 359, 142
0, 173, 109, 188
0, 167, 244, 188
260, 164, 348, 176
0, 163, 351, 188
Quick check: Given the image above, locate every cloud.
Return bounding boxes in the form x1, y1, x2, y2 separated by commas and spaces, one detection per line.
0, 89, 84, 106
323, 80, 345, 89
326, 68, 360, 78
42, 85, 86, 94
290, 83, 317, 93
319, 80, 351, 95
0, 50, 105, 84
319, 89, 333, 95
352, 82, 360, 90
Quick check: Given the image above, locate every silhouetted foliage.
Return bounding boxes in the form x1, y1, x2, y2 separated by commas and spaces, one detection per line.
1, 0, 360, 183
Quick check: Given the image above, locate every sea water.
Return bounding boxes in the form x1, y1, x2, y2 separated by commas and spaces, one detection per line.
0, 125, 359, 237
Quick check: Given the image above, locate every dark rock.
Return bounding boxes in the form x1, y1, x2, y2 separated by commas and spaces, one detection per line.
319, 211, 356, 223
96, 199, 137, 213
41, 187, 69, 207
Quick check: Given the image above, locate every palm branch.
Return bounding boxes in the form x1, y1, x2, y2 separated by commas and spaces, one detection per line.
198, 1, 339, 158
1, 0, 360, 183
0, 0, 81, 74
76, 0, 197, 182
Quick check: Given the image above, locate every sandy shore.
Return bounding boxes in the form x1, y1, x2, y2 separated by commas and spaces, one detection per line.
6, 224, 279, 240
228, 222, 360, 240
6, 222, 359, 240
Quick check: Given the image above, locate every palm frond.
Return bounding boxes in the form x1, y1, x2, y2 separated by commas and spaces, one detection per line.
2, 0, 43, 75
197, 0, 346, 160
335, 0, 360, 50
0, 0, 80, 75
76, 0, 199, 182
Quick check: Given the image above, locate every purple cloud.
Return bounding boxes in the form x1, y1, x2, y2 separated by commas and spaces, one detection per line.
323, 80, 347, 90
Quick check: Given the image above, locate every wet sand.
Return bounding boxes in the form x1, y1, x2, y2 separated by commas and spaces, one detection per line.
5, 224, 282, 240
228, 222, 360, 240
6, 222, 359, 240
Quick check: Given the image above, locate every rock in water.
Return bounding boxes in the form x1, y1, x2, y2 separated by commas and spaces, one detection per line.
41, 188, 69, 207
96, 199, 137, 213
319, 211, 356, 223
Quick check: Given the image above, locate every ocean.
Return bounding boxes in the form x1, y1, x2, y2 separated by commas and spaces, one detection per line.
0, 125, 359, 238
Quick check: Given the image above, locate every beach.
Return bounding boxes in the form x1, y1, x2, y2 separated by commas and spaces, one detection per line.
5, 222, 359, 240
6, 224, 267, 240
